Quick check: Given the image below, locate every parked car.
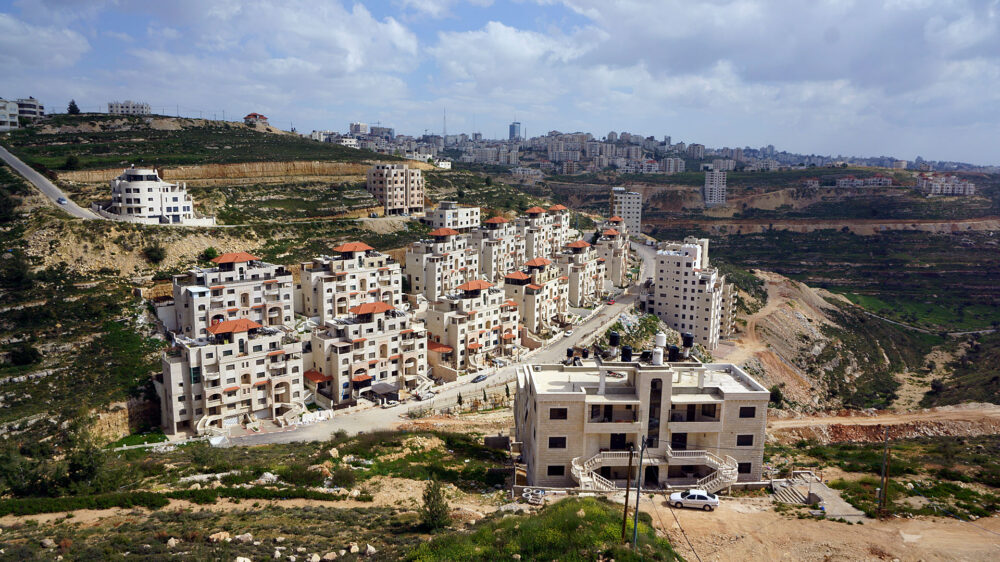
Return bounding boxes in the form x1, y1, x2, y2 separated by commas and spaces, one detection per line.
56, 197, 68, 205
565, 330, 574, 336
380, 400, 399, 409
369, 212, 378, 218
606, 299, 615, 305
471, 374, 488, 383
669, 489, 719, 511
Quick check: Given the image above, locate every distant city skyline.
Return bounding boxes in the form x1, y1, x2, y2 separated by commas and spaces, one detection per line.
1, 1, 998, 165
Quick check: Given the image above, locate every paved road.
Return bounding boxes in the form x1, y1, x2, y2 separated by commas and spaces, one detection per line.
229, 239, 659, 446
0, 144, 98, 219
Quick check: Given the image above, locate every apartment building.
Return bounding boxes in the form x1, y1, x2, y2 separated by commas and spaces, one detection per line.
366, 163, 425, 215
662, 158, 686, 174
93, 166, 215, 225
425, 201, 480, 232
425, 280, 520, 378
687, 143, 705, 159
0, 99, 18, 131
703, 170, 727, 207
157, 319, 305, 435
835, 175, 892, 188
108, 100, 151, 115
916, 174, 976, 196
555, 240, 606, 307
712, 159, 736, 172
518, 205, 575, 261
504, 258, 569, 335
307, 301, 428, 408
244, 113, 268, 125
610, 187, 642, 236
645, 238, 735, 350
512, 358, 769, 490
405, 227, 480, 301
16, 97, 44, 119
594, 219, 630, 288
168, 252, 295, 339
299, 242, 403, 325
470, 216, 526, 284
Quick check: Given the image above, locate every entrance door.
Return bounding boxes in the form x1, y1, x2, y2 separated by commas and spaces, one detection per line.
610, 433, 628, 451
686, 404, 696, 421
671, 432, 687, 451
644, 466, 659, 486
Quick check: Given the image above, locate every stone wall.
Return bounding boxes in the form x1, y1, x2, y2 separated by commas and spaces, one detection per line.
90, 397, 158, 445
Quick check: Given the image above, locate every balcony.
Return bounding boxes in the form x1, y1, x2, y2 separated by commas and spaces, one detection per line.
667, 411, 721, 434
584, 412, 641, 434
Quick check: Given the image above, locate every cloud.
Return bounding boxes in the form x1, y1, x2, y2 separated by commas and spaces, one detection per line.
0, 12, 90, 70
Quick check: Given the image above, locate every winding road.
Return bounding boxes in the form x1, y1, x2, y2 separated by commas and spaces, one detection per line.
0, 144, 98, 219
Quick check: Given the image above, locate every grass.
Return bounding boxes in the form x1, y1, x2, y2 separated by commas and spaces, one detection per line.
107, 430, 167, 448
407, 497, 680, 561
1, 113, 392, 171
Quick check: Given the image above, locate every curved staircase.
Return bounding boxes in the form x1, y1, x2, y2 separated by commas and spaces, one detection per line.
570, 447, 739, 493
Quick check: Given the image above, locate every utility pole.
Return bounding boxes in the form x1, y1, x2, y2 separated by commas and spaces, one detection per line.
878, 426, 890, 518
621, 446, 634, 543
632, 438, 648, 549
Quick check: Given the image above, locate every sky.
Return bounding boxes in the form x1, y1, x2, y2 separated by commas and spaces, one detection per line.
1, 0, 998, 164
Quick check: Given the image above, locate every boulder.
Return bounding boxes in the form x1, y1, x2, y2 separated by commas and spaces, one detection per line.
328, 448, 339, 459
209, 531, 231, 543
348, 543, 360, 554
234, 533, 254, 544
349, 489, 360, 498
236, 558, 252, 562
40, 539, 57, 549
275, 537, 286, 543
322, 553, 338, 560
190, 483, 202, 490
257, 472, 279, 485
296, 547, 307, 553
166, 538, 180, 548
274, 550, 282, 560
338, 550, 346, 556
309, 554, 321, 562
365, 544, 377, 556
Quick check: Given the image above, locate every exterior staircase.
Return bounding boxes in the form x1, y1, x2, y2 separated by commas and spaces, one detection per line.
570, 447, 739, 493
771, 481, 808, 504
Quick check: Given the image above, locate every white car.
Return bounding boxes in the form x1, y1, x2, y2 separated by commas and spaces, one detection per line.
380, 400, 399, 409
565, 330, 574, 336
669, 489, 719, 511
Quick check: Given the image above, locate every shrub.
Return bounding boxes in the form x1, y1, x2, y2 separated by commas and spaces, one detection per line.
276, 463, 326, 487
200, 247, 219, 262
143, 245, 166, 264
8, 342, 41, 366
329, 466, 356, 488
419, 479, 450, 530
63, 155, 80, 170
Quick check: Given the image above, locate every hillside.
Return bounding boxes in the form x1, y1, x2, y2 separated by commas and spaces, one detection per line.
0, 113, 391, 171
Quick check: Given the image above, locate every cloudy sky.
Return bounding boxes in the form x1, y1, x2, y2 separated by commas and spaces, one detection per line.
2, 0, 998, 163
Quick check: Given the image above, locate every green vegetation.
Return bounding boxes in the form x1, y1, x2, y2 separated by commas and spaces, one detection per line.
603, 314, 670, 349
185, 180, 379, 224
419, 479, 451, 530
426, 170, 551, 214
2, 114, 391, 170
409, 497, 679, 561
713, 259, 767, 313
922, 333, 1000, 407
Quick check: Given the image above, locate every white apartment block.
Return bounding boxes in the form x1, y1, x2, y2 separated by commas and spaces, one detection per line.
405, 228, 480, 302
0, 99, 18, 131
917, 174, 976, 196
687, 143, 706, 159
512, 359, 769, 490
594, 218, 630, 288
518, 205, 575, 261
169, 252, 295, 339
470, 216, 526, 284
646, 238, 735, 350
93, 166, 215, 226
365, 163, 425, 215
425, 280, 520, 378
555, 240, 607, 307
504, 258, 569, 335
157, 319, 305, 435
610, 187, 642, 236
662, 158, 686, 174
307, 301, 428, 408
703, 170, 727, 207
16, 97, 44, 119
299, 242, 403, 325
108, 100, 151, 115
835, 175, 892, 188
425, 201, 480, 232
712, 159, 736, 172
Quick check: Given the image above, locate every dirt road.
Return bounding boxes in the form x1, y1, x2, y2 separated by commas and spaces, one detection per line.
642, 497, 1000, 561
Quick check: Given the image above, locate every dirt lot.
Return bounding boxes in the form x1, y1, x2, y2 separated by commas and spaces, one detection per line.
643, 497, 1000, 561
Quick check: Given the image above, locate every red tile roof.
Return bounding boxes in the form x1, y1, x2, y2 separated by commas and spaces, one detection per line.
505, 271, 531, 281
458, 280, 493, 291
333, 242, 374, 253
548, 204, 568, 211
503, 299, 518, 307
266, 350, 285, 357
211, 251, 261, 264
207, 318, 262, 334
304, 370, 332, 384
427, 341, 454, 353
602, 229, 620, 236
608, 216, 624, 222
468, 342, 482, 350
224, 386, 240, 392
429, 227, 460, 236
524, 206, 547, 214
525, 257, 552, 267
349, 301, 395, 315
566, 240, 591, 248
527, 284, 543, 290
253, 380, 269, 386
484, 216, 509, 224
351, 374, 373, 383
503, 333, 517, 340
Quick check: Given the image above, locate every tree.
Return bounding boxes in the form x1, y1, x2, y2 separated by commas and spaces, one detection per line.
143, 245, 166, 264
9, 343, 41, 366
200, 247, 219, 262
419, 479, 451, 530
63, 155, 80, 170
67, 100, 80, 115
457, 394, 463, 407
768, 384, 784, 407
483, 388, 488, 404
485, 176, 493, 186
505, 385, 510, 399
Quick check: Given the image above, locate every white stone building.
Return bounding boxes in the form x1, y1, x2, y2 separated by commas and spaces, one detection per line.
555, 240, 606, 307
0, 98, 18, 131
108, 100, 151, 115
662, 158, 686, 174
512, 358, 769, 490
425, 280, 520, 379
470, 216, 526, 284
307, 301, 428, 408
93, 166, 216, 225
594, 218, 630, 288
405, 227, 480, 302
517, 205, 575, 261
299, 242, 403, 325
645, 238, 735, 350
16, 97, 44, 119
503, 258, 569, 335
425, 201, 480, 232
610, 187, 642, 236
169, 252, 294, 339
703, 170, 727, 207
157, 318, 306, 435
365, 163, 425, 215
917, 174, 976, 196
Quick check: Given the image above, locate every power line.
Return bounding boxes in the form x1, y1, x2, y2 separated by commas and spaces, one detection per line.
665, 498, 704, 562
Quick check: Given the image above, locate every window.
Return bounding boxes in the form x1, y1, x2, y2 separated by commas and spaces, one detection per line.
736, 434, 754, 447
739, 406, 756, 418
738, 462, 752, 474
547, 465, 565, 477
549, 408, 568, 420
548, 437, 567, 449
